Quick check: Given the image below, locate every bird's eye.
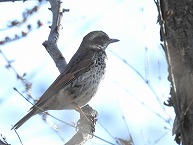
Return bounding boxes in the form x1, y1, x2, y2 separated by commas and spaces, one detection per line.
92, 35, 109, 45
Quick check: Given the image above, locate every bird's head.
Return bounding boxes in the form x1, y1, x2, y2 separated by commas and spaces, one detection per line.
80, 31, 119, 50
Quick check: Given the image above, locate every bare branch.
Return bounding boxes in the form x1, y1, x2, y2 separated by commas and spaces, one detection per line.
42, 0, 68, 73
65, 105, 97, 145
0, 134, 10, 145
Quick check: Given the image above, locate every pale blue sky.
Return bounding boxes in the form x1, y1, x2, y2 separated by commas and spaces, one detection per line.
0, 0, 176, 145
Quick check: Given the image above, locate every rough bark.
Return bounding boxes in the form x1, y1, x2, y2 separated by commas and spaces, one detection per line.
157, 0, 193, 144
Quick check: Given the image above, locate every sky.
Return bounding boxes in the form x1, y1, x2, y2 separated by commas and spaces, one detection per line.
0, 0, 176, 145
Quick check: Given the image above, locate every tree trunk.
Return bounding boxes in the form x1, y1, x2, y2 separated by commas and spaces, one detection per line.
158, 0, 193, 144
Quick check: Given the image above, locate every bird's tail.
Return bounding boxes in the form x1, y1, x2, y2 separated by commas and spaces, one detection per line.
11, 109, 37, 130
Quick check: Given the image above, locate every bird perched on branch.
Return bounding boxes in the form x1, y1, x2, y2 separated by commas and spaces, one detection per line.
12, 31, 119, 129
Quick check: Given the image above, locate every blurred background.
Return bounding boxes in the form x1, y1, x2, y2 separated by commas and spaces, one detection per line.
0, 0, 175, 144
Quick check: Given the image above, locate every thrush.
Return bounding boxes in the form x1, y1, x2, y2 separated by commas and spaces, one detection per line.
12, 31, 119, 129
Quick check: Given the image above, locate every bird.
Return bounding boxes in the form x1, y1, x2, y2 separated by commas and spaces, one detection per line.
12, 31, 119, 130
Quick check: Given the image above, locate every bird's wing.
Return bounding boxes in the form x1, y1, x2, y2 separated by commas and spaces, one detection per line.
31, 58, 94, 110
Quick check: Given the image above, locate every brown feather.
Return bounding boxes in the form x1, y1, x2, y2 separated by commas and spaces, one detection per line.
30, 59, 94, 111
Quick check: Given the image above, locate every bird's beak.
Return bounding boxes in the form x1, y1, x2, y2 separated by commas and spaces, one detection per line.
109, 38, 120, 44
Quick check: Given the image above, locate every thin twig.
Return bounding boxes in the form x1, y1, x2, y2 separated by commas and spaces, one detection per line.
13, 87, 74, 128
13, 87, 117, 145
108, 49, 168, 115
13, 129, 24, 145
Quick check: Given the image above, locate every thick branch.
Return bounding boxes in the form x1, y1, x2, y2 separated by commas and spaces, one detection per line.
42, 0, 67, 73
158, 0, 193, 144
65, 105, 97, 145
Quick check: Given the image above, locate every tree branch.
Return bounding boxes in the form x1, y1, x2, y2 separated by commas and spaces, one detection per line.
42, 0, 67, 73
65, 105, 97, 145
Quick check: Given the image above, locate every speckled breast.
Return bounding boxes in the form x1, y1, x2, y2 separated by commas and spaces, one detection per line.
70, 50, 107, 107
